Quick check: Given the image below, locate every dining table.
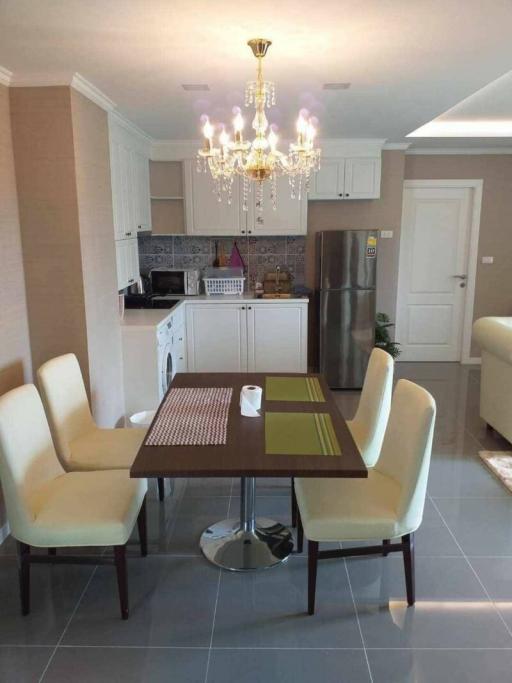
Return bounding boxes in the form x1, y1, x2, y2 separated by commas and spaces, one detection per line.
130, 372, 367, 572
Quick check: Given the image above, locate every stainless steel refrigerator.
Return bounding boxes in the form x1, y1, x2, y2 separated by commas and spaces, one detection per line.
317, 230, 377, 389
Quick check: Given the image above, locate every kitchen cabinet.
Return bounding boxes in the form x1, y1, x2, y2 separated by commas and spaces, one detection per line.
109, 120, 151, 240
171, 324, 187, 374
247, 303, 307, 372
246, 174, 307, 235
185, 301, 308, 373
183, 160, 306, 235
186, 304, 248, 371
308, 157, 381, 200
183, 160, 242, 235
115, 238, 139, 291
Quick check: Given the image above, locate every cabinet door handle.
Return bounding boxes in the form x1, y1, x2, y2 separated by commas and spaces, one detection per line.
338, 193, 343, 197
248, 306, 252, 310
125, 231, 132, 236
345, 193, 350, 197
138, 225, 141, 230
128, 278, 134, 283
248, 230, 252, 234
241, 230, 246, 234
241, 306, 246, 310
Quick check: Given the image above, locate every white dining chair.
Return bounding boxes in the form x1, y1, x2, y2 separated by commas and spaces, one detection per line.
291, 348, 394, 528
37, 353, 166, 501
0, 384, 148, 619
295, 379, 436, 614
346, 347, 394, 468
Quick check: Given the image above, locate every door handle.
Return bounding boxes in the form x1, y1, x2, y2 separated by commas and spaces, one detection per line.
452, 274, 467, 280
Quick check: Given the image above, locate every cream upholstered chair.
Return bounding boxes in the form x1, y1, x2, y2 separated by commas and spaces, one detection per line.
0, 384, 148, 619
295, 379, 436, 614
37, 353, 166, 501
346, 347, 394, 468
291, 348, 393, 527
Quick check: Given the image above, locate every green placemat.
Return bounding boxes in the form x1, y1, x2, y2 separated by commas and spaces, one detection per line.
265, 412, 341, 456
265, 376, 325, 402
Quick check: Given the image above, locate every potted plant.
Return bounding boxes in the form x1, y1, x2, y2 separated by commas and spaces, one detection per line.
375, 313, 401, 359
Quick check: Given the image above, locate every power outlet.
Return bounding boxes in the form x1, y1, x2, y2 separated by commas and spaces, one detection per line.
482, 256, 494, 264
380, 230, 393, 239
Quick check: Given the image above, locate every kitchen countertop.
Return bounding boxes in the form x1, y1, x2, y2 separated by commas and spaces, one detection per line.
120, 293, 309, 328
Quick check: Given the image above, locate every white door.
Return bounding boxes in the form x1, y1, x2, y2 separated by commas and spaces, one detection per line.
247, 303, 308, 372
344, 158, 381, 199
396, 186, 472, 361
308, 159, 345, 200
186, 304, 247, 371
183, 160, 242, 235
247, 174, 307, 235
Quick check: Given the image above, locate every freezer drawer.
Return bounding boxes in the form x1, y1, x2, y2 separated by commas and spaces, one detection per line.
319, 289, 376, 389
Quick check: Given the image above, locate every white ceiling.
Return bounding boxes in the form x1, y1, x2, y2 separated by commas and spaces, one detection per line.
1, 0, 512, 147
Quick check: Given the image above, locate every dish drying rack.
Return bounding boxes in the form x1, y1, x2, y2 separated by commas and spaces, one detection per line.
203, 267, 245, 296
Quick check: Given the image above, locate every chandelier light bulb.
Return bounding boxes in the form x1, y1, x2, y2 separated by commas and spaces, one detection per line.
202, 117, 214, 151
219, 126, 230, 149
268, 128, 278, 152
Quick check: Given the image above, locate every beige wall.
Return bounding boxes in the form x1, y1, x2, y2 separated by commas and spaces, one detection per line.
10, 86, 89, 379
404, 154, 512, 356
10, 86, 124, 427
0, 83, 32, 529
71, 91, 125, 426
307, 151, 406, 319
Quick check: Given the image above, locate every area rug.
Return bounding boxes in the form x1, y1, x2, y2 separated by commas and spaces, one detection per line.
479, 451, 512, 493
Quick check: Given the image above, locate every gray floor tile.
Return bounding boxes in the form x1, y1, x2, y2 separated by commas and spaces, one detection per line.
0, 646, 53, 682
207, 648, 371, 683
184, 477, 233, 497
349, 556, 512, 648
367, 648, 512, 683
228, 494, 292, 525
469, 557, 512, 632
212, 557, 363, 648
255, 477, 292, 497
0, 558, 94, 645
434, 498, 512, 556
43, 646, 208, 682
62, 557, 219, 647
165, 497, 231, 555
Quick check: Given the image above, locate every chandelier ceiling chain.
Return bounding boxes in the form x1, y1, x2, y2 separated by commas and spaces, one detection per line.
197, 38, 321, 212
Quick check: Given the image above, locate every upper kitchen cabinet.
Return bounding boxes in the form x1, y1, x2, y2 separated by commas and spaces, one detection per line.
246, 173, 307, 235
109, 116, 151, 240
183, 160, 242, 235
150, 161, 185, 235
308, 156, 381, 200
115, 238, 139, 291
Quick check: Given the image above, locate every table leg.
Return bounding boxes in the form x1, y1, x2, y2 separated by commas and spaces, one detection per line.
200, 476, 294, 571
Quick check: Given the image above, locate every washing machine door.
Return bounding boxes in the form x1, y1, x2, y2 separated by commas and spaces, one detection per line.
159, 341, 174, 399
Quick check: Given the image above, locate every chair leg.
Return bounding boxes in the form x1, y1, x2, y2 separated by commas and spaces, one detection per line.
402, 533, 415, 606
308, 540, 319, 615
157, 478, 165, 502
382, 539, 390, 557
297, 509, 304, 554
137, 497, 148, 557
114, 545, 129, 620
291, 478, 297, 528
17, 542, 30, 616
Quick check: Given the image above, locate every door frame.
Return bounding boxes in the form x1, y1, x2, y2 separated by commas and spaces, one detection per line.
396, 179, 483, 364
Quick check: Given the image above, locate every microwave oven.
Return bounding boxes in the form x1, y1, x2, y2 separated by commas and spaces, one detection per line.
150, 268, 201, 296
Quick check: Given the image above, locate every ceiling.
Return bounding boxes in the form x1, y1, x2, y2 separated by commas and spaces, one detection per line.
1, 0, 512, 147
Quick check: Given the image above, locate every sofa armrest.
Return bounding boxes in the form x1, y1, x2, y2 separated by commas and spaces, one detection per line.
473, 317, 512, 364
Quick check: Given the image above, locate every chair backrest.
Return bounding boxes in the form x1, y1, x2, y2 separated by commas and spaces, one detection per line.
376, 379, 436, 531
37, 353, 95, 465
0, 384, 64, 539
351, 348, 394, 467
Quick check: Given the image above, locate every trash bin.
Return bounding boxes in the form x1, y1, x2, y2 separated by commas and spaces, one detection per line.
129, 410, 156, 428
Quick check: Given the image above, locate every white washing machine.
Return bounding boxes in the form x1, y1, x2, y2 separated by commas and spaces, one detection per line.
121, 306, 186, 418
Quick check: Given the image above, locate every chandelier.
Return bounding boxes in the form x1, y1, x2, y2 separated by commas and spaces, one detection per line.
197, 38, 321, 212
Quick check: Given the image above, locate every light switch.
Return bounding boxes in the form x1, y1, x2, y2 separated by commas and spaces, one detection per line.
482, 256, 494, 264
380, 230, 393, 239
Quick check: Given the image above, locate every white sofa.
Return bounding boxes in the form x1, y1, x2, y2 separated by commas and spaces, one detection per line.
473, 317, 512, 444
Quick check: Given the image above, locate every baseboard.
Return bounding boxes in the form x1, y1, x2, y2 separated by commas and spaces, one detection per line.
0, 521, 10, 545
462, 357, 482, 365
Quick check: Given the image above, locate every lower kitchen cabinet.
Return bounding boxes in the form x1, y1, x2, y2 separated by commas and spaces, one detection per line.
186, 304, 248, 372
185, 301, 308, 373
247, 303, 307, 372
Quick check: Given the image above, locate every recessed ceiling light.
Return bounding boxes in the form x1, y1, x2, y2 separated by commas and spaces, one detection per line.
182, 83, 210, 91
322, 82, 351, 90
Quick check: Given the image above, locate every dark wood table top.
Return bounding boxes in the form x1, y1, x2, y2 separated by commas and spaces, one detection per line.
130, 373, 367, 479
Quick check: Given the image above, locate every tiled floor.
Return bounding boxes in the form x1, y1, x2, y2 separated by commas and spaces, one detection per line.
2, 363, 512, 681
